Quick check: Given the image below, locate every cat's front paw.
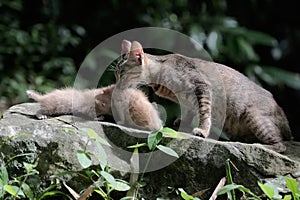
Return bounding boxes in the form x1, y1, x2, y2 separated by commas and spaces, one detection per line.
193, 128, 209, 138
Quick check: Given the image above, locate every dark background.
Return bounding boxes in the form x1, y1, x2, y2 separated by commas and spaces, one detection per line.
0, 0, 299, 140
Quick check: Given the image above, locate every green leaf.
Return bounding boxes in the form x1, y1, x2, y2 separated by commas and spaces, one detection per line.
81, 128, 111, 147
136, 181, 147, 187
178, 188, 194, 200
218, 184, 241, 195
23, 162, 38, 174
100, 171, 117, 188
157, 145, 179, 158
86, 128, 99, 139
181, 192, 194, 200
218, 184, 259, 199
62, 127, 79, 133
95, 142, 107, 170
21, 182, 34, 200
4, 185, 25, 197
127, 143, 147, 149
237, 37, 259, 61
252, 65, 300, 90
220, 27, 277, 47
285, 177, 300, 200
258, 182, 275, 200
96, 136, 111, 147
76, 150, 92, 168
114, 180, 131, 191
94, 188, 107, 198
0, 166, 8, 185
148, 131, 162, 150
161, 127, 186, 139
283, 194, 292, 200
244, 30, 277, 46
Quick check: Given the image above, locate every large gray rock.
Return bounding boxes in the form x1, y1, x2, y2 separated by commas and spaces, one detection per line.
0, 103, 299, 199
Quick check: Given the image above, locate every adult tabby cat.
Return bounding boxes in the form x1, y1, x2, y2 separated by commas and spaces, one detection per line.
114, 40, 292, 153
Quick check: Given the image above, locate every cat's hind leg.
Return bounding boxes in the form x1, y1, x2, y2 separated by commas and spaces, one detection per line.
246, 115, 286, 153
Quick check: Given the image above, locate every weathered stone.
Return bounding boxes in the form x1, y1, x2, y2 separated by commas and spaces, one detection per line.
0, 103, 299, 199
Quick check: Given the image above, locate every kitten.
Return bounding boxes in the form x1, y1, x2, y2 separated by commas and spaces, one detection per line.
111, 86, 162, 131
114, 40, 292, 153
26, 85, 114, 120
27, 84, 161, 131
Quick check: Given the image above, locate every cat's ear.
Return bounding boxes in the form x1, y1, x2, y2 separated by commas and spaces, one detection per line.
128, 41, 145, 66
121, 40, 131, 57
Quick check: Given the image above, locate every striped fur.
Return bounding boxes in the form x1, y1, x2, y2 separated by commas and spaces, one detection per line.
115, 40, 292, 153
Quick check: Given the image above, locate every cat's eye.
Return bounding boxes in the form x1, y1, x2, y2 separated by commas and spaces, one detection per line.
116, 53, 128, 70
122, 52, 129, 60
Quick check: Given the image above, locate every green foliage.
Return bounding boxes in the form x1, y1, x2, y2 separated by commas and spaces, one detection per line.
284, 177, 300, 200
219, 159, 300, 200
0, 138, 70, 200
142, 1, 274, 64
62, 127, 130, 199
146, 128, 181, 158
0, 0, 84, 109
140, 0, 300, 93
258, 182, 281, 200
246, 65, 300, 89
178, 188, 200, 200
77, 150, 92, 169
256, 177, 300, 200
218, 184, 261, 200
125, 127, 182, 199
147, 131, 163, 151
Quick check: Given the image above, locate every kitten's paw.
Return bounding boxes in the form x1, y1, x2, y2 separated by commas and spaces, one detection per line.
95, 115, 105, 121
36, 113, 48, 120
26, 90, 36, 99
193, 128, 209, 138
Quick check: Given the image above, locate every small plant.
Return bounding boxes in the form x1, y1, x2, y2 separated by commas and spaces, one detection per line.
62, 127, 131, 200
218, 159, 300, 200
177, 188, 201, 200
258, 176, 300, 200
61, 126, 185, 199
0, 134, 70, 200
124, 127, 184, 199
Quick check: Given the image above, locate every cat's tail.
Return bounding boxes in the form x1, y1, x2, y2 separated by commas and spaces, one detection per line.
26, 90, 42, 101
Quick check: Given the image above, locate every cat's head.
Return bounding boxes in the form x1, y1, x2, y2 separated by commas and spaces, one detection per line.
114, 40, 145, 83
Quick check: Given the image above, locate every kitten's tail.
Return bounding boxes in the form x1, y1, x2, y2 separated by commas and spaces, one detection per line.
26, 90, 42, 101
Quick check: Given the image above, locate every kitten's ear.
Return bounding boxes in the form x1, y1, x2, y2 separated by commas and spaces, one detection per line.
128, 41, 145, 66
121, 40, 131, 56
101, 84, 115, 94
